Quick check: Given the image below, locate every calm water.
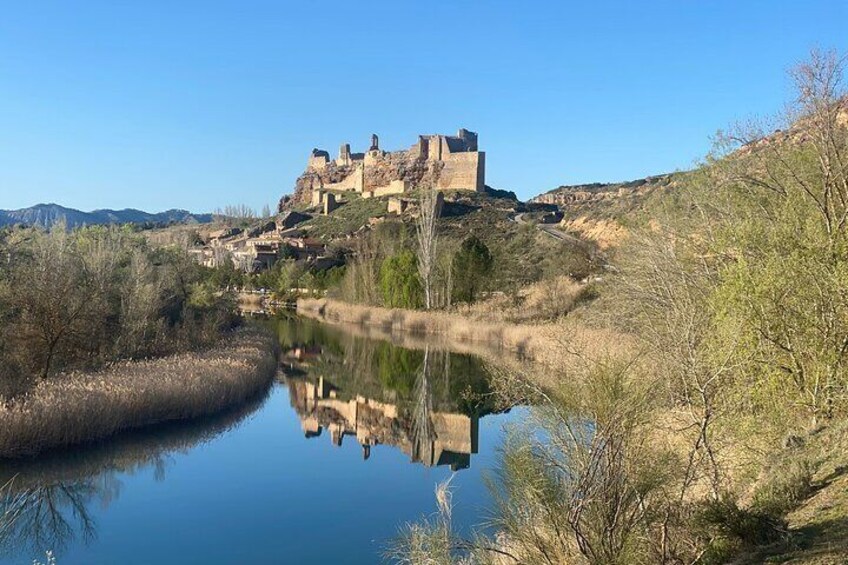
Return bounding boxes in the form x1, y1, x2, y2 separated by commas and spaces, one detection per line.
0, 316, 522, 564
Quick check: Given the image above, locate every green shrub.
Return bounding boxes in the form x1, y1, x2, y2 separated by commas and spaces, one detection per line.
751, 457, 819, 517
379, 250, 423, 309
452, 236, 493, 303
694, 495, 788, 562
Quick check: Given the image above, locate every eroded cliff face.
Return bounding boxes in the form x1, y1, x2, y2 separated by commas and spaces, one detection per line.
363, 151, 443, 190
283, 161, 359, 210
280, 150, 445, 211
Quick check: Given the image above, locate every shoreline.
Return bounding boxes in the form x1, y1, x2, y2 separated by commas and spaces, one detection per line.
0, 327, 279, 459
296, 298, 629, 377
0, 386, 273, 490
297, 297, 549, 357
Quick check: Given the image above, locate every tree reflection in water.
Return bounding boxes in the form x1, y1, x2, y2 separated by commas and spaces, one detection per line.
1, 479, 101, 557
0, 317, 510, 562
0, 386, 271, 561
275, 315, 505, 472
411, 348, 435, 464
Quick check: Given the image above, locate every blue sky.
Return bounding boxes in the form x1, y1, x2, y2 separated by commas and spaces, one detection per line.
1, 1, 846, 212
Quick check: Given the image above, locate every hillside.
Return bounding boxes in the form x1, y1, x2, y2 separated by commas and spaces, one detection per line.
529, 174, 679, 250
0, 203, 213, 229
297, 189, 596, 289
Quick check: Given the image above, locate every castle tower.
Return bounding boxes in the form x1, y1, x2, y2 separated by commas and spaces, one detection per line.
307, 148, 330, 170
456, 128, 478, 151
337, 143, 352, 166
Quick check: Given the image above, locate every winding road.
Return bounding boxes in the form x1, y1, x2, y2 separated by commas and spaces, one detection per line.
512, 211, 612, 270
512, 212, 581, 244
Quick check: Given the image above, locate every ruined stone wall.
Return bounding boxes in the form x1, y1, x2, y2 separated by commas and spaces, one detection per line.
288, 161, 361, 207
362, 150, 441, 190
437, 152, 485, 191
284, 130, 484, 208
370, 179, 408, 197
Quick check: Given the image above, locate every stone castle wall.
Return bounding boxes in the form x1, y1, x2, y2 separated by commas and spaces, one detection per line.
285, 129, 484, 207
437, 151, 484, 191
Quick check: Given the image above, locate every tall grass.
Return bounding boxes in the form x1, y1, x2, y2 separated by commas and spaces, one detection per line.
0, 327, 278, 458
454, 275, 590, 323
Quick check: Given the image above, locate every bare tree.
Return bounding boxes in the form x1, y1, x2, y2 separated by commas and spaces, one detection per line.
416, 188, 439, 310
213, 204, 257, 223
0, 479, 98, 558
7, 226, 99, 378
411, 347, 435, 465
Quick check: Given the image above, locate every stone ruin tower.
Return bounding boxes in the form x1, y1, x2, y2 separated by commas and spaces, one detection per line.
287, 128, 485, 207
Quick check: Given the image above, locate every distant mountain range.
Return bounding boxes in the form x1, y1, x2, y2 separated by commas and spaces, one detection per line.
0, 203, 213, 229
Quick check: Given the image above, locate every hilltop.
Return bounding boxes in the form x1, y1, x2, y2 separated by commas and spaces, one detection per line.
282, 128, 486, 210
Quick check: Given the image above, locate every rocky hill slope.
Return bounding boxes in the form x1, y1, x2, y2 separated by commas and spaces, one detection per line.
530, 174, 678, 250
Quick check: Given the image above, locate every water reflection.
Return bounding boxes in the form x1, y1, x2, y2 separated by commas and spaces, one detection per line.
0, 389, 272, 561
273, 315, 501, 472
0, 480, 100, 558
0, 316, 508, 563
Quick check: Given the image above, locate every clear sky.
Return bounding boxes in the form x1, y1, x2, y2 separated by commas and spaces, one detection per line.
1, 1, 846, 212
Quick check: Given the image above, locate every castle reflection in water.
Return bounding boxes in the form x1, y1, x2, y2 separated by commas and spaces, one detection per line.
285, 375, 478, 471
275, 318, 498, 472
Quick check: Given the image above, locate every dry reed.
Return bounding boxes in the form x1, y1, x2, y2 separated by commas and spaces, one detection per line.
297, 298, 632, 381
452, 275, 586, 323
0, 328, 278, 458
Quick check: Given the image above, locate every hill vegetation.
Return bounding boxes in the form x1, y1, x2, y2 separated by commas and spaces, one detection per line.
382, 49, 848, 565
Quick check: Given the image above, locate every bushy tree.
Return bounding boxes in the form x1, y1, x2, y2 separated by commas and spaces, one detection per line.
337, 222, 409, 305
380, 249, 423, 309
275, 259, 306, 297
452, 236, 493, 303
207, 261, 245, 289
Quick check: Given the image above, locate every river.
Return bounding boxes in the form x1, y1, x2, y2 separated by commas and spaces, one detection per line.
0, 316, 524, 564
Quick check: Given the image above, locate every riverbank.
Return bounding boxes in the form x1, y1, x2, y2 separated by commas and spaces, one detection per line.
296, 297, 630, 374
0, 327, 279, 458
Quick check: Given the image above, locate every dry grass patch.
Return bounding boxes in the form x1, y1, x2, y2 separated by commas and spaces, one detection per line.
452, 275, 589, 324
564, 216, 630, 250
297, 298, 634, 388
0, 327, 278, 458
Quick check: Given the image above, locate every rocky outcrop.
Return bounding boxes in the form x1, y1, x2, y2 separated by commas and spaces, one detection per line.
278, 210, 311, 229
531, 175, 674, 207
283, 151, 444, 208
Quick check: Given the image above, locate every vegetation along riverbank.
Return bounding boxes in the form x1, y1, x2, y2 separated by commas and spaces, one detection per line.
279, 52, 848, 564
0, 225, 279, 458
0, 327, 278, 458
296, 296, 628, 377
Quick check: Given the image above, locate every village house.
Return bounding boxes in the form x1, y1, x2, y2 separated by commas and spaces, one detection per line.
189, 219, 330, 273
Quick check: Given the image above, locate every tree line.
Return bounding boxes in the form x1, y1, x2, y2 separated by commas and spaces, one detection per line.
0, 224, 237, 398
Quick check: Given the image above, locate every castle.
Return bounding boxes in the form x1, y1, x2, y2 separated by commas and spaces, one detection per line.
291, 128, 485, 205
